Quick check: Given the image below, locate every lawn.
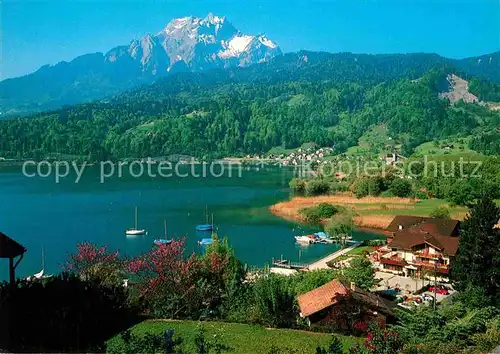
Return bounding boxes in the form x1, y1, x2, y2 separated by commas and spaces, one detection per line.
345, 245, 374, 256
354, 198, 468, 219
107, 320, 360, 354
412, 137, 482, 157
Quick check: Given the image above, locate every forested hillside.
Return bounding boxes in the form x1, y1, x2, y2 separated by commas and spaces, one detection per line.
0, 50, 499, 115
0, 52, 499, 160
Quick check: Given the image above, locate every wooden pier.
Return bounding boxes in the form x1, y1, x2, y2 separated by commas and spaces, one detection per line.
271, 256, 309, 270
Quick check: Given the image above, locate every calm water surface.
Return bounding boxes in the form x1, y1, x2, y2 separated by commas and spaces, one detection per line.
0, 164, 377, 280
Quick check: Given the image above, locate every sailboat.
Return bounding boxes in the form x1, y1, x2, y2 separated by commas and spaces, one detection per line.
26, 247, 52, 281
154, 219, 172, 246
126, 206, 146, 236
198, 214, 216, 245
196, 206, 215, 231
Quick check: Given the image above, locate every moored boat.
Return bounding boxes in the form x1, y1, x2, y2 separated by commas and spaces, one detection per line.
154, 239, 172, 246
126, 206, 146, 236
313, 231, 335, 244
198, 238, 214, 246
196, 224, 214, 232
196, 207, 216, 231
26, 247, 53, 281
295, 235, 314, 244
154, 220, 172, 246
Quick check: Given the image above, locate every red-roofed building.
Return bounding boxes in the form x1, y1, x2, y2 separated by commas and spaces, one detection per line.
378, 216, 460, 280
297, 280, 394, 329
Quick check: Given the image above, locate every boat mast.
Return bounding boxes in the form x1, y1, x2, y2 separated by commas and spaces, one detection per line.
164, 219, 167, 239
41, 246, 45, 271
135, 206, 138, 230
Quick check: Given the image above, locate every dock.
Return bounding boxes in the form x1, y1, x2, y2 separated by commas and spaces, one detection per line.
271, 256, 309, 270
308, 241, 363, 270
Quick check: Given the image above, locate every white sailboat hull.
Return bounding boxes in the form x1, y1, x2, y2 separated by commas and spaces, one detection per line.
126, 229, 146, 236
295, 236, 314, 244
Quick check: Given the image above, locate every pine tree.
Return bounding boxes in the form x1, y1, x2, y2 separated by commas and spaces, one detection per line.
451, 195, 500, 300
316, 335, 344, 354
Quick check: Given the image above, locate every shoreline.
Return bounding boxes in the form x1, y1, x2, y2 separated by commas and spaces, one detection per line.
268, 193, 406, 236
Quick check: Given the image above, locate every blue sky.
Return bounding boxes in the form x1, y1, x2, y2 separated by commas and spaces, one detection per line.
2, 0, 499, 79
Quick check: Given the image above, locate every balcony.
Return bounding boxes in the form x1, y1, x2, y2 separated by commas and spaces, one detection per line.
412, 260, 450, 274
380, 255, 407, 267
415, 248, 441, 259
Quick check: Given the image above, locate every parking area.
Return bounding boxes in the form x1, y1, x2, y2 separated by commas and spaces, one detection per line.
375, 272, 432, 294
374, 271, 456, 305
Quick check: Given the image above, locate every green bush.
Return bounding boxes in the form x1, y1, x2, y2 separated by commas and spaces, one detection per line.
305, 180, 330, 196
289, 178, 306, 194
328, 181, 349, 193
107, 329, 180, 354
300, 208, 323, 224
389, 178, 413, 197
412, 190, 428, 199
447, 179, 475, 206
352, 177, 383, 198
379, 190, 394, 198
317, 203, 339, 218
299, 203, 338, 224
430, 206, 451, 219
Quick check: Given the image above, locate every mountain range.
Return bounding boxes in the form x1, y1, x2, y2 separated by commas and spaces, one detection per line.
0, 13, 499, 116
0, 13, 281, 115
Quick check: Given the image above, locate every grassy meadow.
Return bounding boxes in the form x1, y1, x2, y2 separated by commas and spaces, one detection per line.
107, 320, 360, 354
270, 193, 469, 229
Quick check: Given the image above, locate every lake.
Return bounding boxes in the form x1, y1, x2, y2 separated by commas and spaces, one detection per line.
0, 163, 378, 280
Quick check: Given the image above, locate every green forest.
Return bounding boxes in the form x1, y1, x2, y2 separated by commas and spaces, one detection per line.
0, 53, 499, 161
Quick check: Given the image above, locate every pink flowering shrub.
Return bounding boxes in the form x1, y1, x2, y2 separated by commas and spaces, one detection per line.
65, 242, 122, 286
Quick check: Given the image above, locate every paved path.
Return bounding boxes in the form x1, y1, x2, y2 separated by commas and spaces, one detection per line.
308, 241, 362, 270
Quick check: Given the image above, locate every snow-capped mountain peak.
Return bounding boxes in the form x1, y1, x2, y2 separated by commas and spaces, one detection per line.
201, 12, 226, 25
105, 13, 281, 74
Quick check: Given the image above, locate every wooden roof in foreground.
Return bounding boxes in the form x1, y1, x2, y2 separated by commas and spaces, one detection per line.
0, 232, 26, 258
297, 279, 394, 318
387, 216, 459, 236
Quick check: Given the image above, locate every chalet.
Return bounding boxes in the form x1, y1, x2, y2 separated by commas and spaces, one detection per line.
386, 216, 460, 237
297, 280, 394, 329
385, 153, 398, 165
380, 216, 460, 280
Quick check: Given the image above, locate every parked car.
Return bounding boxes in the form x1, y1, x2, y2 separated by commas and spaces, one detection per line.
429, 286, 449, 295
422, 293, 435, 302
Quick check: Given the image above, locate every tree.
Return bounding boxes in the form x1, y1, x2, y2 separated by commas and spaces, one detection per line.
316, 335, 344, 354
200, 236, 245, 317
447, 179, 475, 206
341, 258, 378, 290
352, 178, 383, 198
326, 212, 354, 245
389, 178, 413, 198
305, 180, 331, 196
252, 274, 296, 328
451, 195, 500, 301
289, 178, 307, 194
126, 238, 203, 318
64, 242, 123, 286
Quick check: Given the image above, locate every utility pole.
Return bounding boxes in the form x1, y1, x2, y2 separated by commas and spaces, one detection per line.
433, 261, 437, 312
